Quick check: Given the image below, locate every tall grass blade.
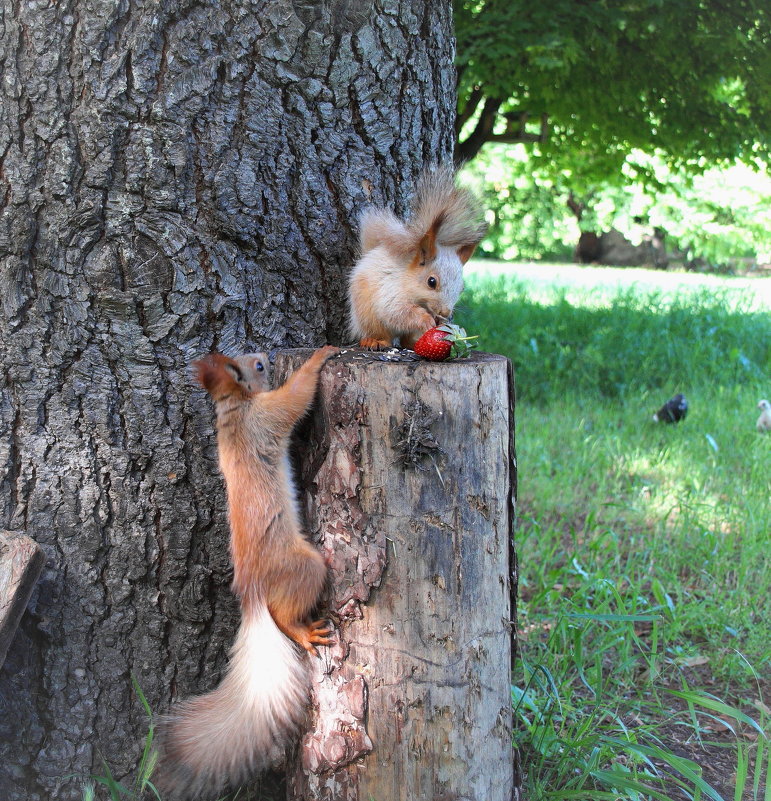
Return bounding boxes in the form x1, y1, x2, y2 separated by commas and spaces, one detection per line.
734, 742, 749, 801
667, 690, 766, 736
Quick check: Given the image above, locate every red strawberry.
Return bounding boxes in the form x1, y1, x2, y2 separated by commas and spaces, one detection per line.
413, 323, 478, 361
413, 328, 452, 360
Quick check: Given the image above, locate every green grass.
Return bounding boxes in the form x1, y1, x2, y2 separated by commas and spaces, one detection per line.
458, 261, 771, 800
467, 261, 771, 312
79, 678, 162, 801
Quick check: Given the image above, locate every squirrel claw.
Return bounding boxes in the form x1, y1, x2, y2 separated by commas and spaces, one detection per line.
359, 337, 391, 350
307, 619, 335, 649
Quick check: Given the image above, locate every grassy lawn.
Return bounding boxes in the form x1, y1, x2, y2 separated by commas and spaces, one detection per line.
458, 261, 771, 801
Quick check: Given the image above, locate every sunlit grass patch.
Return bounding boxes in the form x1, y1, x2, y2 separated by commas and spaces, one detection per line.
457, 263, 771, 799
467, 261, 771, 311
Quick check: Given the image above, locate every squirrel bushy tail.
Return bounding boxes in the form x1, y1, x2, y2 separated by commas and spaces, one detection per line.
359, 164, 487, 257
158, 602, 309, 799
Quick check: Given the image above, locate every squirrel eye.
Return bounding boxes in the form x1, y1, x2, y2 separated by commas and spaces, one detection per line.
254, 361, 264, 372
427, 275, 438, 289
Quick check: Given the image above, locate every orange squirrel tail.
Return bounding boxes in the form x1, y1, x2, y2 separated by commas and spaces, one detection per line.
157, 604, 309, 799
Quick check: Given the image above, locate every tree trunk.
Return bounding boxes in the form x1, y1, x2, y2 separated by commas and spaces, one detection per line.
0, 1, 456, 797
275, 349, 518, 801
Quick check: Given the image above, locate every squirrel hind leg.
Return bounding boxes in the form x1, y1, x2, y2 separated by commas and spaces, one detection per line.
267, 547, 330, 654
359, 337, 392, 350
272, 615, 335, 657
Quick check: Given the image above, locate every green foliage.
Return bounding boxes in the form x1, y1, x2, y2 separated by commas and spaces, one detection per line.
457, 263, 771, 799
81, 679, 161, 801
460, 146, 771, 267
625, 156, 771, 266
455, 0, 771, 180
460, 148, 577, 261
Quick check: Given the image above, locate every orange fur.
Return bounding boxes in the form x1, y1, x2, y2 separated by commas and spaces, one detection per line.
157, 346, 339, 799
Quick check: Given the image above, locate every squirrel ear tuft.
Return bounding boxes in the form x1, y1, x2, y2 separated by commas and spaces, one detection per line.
192, 356, 217, 390
457, 242, 478, 264
416, 220, 440, 266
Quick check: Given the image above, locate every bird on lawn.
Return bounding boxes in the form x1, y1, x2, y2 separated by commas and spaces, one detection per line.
757, 399, 771, 432
653, 393, 688, 424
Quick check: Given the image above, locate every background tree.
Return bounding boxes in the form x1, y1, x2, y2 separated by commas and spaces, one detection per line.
0, 1, 456, 798
461, 146, 771, 265
454, 0, 770, 182
453, 0, 771, 267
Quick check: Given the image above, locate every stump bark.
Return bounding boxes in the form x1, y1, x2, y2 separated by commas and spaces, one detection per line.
0, 532, 44, 668
274, 348, 518, 801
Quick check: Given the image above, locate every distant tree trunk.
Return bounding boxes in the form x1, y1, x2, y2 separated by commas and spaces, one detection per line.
0, 1, 455, 798
574, 232, 601, 264
276, 350, 518, 800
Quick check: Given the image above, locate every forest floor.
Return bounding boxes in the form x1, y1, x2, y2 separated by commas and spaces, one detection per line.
458, 261, 771, 801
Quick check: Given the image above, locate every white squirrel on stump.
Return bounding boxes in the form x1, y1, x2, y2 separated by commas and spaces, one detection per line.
348, 166, 488, 349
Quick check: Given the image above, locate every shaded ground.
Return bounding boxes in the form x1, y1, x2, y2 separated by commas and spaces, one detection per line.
652, 671, 769, 801
654, 676, 771, 801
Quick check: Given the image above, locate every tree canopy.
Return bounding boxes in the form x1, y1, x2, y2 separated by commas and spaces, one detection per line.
455, 0, 771, 183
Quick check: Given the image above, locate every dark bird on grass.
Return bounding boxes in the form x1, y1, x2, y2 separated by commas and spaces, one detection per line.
653, 394, 688, 423
757, 399, 771, 432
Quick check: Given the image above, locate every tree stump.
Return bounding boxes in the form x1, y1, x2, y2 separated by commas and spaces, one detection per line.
274, 349, 518, 801
0, 532, 44, 668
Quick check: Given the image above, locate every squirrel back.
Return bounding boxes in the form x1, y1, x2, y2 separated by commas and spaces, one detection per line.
349, 165, 487, 348
192, 351, 296, 598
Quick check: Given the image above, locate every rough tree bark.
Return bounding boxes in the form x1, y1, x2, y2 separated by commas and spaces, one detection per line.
0, 1, 456, 798
276, 349, 517, 801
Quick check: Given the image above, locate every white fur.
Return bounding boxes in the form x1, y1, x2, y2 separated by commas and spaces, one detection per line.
757, 399, 771, 432
159, 605, 309, 799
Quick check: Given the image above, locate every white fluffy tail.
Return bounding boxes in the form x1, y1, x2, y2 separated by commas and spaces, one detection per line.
358, 165, 487, 259
407, 164, 487, 248
157, 605, 309, 800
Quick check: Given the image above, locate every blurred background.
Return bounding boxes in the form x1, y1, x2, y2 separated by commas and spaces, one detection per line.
454, 0, 770, 272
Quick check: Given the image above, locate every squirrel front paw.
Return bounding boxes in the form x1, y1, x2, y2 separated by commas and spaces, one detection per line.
420, 309, 439, 329
318, 344, 340, 359
309, 345, 340, 367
